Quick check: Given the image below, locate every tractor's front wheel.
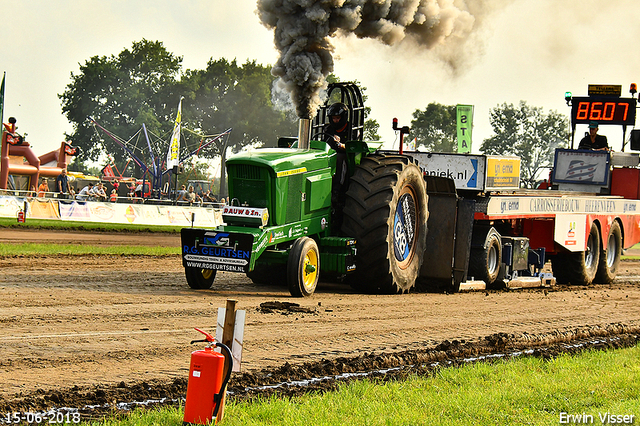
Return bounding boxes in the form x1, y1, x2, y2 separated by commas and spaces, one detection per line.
287, 237, 320, 297
185, 267, 216, 289
341, 153, 428, 294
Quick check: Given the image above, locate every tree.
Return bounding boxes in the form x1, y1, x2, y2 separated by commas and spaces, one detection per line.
60, 41, 297, 184
410, 103, 457, 152
480, 101, 569, 188
180, 58, 297, 196
60, 39, 183, 173
180, 58, 296, 157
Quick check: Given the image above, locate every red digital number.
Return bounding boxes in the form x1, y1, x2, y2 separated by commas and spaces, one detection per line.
576, 102, 589, 120
620, 102, 629, 121
589, 102, 602, 120
602, 102, 615, 120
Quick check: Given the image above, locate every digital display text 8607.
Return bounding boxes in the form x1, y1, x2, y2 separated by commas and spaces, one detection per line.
571, 97, 636, 126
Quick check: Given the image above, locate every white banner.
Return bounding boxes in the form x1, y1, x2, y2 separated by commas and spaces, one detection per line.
0, 196, 223, 228
166, 98, 183, 169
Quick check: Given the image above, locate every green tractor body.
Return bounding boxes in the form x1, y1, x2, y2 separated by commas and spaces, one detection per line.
181, 83, 429, 296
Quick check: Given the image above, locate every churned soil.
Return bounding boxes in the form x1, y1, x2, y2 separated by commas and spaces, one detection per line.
1, 228, 639, 418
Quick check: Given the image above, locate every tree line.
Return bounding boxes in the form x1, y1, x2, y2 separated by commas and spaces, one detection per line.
60, 39, 569, 189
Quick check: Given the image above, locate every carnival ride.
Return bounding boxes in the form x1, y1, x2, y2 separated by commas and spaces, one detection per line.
1, 117, 80, 191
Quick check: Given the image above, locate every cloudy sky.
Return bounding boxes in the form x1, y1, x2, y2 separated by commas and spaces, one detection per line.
2, 0, 640, 158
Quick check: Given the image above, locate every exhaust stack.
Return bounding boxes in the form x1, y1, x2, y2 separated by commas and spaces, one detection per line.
297, 118, 312, 150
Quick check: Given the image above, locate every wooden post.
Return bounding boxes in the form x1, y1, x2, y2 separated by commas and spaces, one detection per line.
216, 299, 237, 424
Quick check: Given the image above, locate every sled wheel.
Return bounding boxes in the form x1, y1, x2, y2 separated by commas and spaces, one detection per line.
287, 237, 320, 297
564, 222, 600, 285
469, 231, 502, 287
595, 221, 622, 284
341, 153, 429, 294
185, 267, 216, 289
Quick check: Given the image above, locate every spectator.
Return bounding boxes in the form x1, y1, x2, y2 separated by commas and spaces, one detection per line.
37, 178, 49, 198
92, 182, 108, 201
203, 190, 217, 203
176, 185, 189, 204
109, 189, 118, 202
186, 186, 197, 204
185, 185, 201, 205
77, 182, 94, 201
127, 182, 137, 198
56, 169, 70, 199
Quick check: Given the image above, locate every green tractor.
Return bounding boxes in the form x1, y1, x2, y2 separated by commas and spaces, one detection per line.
181, 82, 429, 296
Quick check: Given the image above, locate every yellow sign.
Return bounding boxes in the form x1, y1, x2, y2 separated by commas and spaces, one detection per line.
588, 84, 621, 96
276, 167, 307, 177
486, 157, 520, 188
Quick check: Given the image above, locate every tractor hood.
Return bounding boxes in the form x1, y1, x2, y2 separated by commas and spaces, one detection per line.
225, 147, 334, 174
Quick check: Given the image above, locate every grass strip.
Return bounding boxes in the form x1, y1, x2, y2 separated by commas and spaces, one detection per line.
0, 243, 179, 256
0, 218, 181, 233
80, 345, 640, 426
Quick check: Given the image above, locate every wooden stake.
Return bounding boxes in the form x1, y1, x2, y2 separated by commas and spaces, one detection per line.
216, 299, 237, 424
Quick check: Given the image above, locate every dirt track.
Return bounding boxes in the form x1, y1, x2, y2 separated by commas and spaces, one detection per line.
1, 228, 640, 412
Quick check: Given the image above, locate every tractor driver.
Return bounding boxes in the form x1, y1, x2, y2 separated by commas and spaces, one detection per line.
324, 102, 351, 230
578, 121, 609, 151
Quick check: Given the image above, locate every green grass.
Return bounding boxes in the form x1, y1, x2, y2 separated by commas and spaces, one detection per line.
80, 345, 640, 426
0, 218, 181, 233
1, 218, 181, 256
0, 242, 179, 256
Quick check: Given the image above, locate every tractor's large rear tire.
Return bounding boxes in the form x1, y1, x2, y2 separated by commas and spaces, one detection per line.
341, 154, 428, 294
553, 222, 600, 285
595, 221, 622, 284
185, 267, 216, 289
287, 237, 320, 297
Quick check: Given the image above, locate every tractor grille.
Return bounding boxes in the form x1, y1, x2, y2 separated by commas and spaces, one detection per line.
234, 164, 262, 180
286, 173, 303, 222
229, 164, 268, 208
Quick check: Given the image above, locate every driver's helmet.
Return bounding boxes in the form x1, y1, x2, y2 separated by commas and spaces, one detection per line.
327, 102, 348, 128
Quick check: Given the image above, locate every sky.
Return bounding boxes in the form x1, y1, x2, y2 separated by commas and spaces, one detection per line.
2, 0, 640, 159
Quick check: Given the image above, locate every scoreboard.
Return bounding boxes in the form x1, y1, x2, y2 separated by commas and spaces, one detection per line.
570, 96, 636, 126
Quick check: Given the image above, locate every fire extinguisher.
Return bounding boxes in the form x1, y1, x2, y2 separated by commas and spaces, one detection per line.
183, 327, 232, 426
17, 200, 27, 223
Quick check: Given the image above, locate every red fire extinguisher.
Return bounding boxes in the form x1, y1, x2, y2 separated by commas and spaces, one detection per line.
17, 209, 25, 223
183, 328, 232, 426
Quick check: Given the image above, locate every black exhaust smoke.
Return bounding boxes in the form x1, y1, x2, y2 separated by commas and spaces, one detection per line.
257, 0, 503, 119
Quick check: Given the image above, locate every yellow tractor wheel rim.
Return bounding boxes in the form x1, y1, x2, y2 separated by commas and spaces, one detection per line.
202, 269, 215, 280
302, 249, 318, 291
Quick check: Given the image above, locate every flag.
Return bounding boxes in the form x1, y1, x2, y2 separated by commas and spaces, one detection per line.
102, 164, 116, 178
456, 104, 473, 153
566, 160, 597, 181
0, 72, 5, 129
166, 97, 183, 169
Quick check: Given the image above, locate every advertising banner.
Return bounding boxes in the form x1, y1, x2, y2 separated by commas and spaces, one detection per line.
411, 152, 484, 190
456, 104, 473, 153
0, 196, 222, 228
486, 156, 521, 189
